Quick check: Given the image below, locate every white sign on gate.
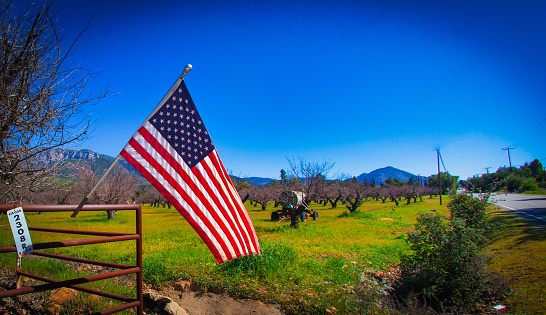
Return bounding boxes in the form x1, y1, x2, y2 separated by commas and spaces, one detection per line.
7, 207, 34, 257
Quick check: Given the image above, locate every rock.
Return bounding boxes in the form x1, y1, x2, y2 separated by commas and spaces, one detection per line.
45, 287, 78, 314
49, 287, 78, 304
144, 291, 173, 304
164, 301, 189, 315
144, 291, 189, 315
46, 303, 63, 315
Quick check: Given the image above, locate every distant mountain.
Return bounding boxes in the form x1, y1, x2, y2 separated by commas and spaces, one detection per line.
39, 148, 110, 162
38, 148, 143, 180
356, 166, 417, 185
245, 177, 275, 186
230, 175, 275, 187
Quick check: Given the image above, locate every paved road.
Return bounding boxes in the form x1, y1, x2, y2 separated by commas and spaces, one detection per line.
485, 193, 546, 224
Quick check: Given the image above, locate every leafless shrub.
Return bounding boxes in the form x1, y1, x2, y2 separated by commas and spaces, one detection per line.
0, 0, 109, 203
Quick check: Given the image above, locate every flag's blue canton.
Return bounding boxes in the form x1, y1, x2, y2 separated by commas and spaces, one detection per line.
149, 81, 214, 168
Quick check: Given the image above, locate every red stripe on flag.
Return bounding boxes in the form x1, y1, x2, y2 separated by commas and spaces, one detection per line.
210, 151, 260, 254
190, 163, 252, 255
209, 151, 260, 254
120, 147, 226, 262
201, 156, 252, 253
198, 159, 256, 255
126, 134, 234, 262
136, 126, 244, 257
201, 151, 258, 254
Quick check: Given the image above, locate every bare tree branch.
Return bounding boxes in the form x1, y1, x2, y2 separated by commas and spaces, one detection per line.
0, 0, 109, 203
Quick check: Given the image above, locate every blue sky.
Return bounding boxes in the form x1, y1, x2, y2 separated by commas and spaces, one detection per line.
57, 0, 546, 180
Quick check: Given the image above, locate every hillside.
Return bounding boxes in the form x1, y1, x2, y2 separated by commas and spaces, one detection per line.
39, 148, 143, 180
356, 166, 417, 184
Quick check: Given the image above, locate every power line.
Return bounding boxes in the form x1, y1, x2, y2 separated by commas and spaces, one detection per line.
511, 117, 546, 147
490, 149, 505, 172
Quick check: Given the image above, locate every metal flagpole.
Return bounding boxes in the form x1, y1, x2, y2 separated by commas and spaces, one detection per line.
71, 155, 121, 217
71, 64, 193, 218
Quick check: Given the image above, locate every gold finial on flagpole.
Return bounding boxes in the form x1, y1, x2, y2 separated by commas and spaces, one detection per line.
181, 64, 192, 79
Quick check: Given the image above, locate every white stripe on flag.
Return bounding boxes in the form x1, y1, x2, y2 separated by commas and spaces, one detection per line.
208, 150, 259, 253
141, 123, 245, 255
194, 160, 253, 254
200, 156, 257, 254
130, 130, 239, 259
122, 143, 229, 261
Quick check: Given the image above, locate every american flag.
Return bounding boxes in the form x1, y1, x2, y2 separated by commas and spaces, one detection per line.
120, 78, 260, 263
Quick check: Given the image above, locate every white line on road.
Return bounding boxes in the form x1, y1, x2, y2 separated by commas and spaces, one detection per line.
496, 204, 546, 223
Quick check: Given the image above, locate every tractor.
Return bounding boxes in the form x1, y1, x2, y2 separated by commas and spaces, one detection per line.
271, 191, 318, 223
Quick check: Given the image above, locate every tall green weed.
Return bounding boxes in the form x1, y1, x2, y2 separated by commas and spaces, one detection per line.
218, 241, 297, 279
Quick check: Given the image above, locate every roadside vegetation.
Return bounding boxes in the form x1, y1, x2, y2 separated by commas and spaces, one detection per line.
394, 194, 511, 313
461, 159, 546, 194
485, 210, 546, 314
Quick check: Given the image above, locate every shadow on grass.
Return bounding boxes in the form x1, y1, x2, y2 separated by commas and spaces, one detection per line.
486, 209, 546, 314
488, 211, 546, 247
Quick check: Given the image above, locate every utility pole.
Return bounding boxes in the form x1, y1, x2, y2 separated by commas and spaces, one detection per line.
503, 147, 515, 169
437, 150, 442, 205
484, 167, 491, 174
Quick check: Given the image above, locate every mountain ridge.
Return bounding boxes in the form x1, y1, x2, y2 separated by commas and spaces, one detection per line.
44, 149, 421, 185
356, 166, 417, 185
41, 148, 143, 179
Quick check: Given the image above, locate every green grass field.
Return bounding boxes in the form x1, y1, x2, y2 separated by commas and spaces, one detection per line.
1, 196, 544, 313
485, 209, 546, 314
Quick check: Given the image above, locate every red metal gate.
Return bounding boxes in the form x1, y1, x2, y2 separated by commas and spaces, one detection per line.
0, 204, 143, 315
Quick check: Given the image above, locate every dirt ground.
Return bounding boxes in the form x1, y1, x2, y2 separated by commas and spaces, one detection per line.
0, 267, 283, 315
145, 279, 283, 315
173, 293, 282, 315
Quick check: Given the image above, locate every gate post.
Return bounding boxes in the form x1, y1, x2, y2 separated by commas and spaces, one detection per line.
16, 255, 21, 289
136, 205, 143, 315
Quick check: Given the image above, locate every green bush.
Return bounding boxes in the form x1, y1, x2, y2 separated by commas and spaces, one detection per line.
506, 175, 525, 192
394, 195, 509, 312
519, 178, 538, 192
448, 193, 489, 240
